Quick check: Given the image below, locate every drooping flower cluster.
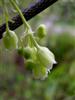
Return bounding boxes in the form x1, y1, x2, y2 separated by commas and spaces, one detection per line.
17, 30, 56, 80
2, 0, 56, 80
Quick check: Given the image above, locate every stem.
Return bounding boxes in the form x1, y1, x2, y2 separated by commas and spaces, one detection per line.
29, 34, 39, 49
3, 1, 9, 32
10, 0, 30, 30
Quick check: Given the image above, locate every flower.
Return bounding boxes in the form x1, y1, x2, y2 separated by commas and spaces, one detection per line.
37, 46, 56, 72
33, 64, 48, 80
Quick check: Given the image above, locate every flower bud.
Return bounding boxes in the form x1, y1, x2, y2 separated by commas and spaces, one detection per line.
37, 46, 56, 70
25, 59, 36, 70
36, 24, 47, 38
23, 46, 37, 60
3, 30, 18, 50
17, 47, 24, 56
23, 46, 32, 59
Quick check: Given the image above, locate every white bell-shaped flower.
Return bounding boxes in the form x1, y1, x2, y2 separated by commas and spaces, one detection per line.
37, 46, 56, 71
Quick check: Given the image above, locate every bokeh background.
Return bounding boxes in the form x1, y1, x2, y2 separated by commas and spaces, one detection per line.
0, 0, 75, 100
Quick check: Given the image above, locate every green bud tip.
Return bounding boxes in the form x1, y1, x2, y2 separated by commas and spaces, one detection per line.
36, 24, 47, 38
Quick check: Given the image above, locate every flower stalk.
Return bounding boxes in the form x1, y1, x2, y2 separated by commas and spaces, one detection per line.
10, 0, 31, 30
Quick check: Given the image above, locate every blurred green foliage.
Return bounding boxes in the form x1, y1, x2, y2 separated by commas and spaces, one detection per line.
0, 0, 75, 100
